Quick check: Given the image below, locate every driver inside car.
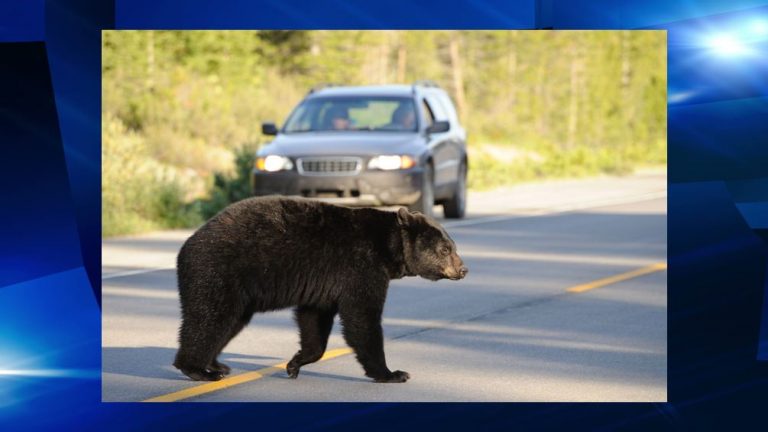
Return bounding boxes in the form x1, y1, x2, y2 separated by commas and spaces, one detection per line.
325, 106, 351, 130
384, 103, 416, 131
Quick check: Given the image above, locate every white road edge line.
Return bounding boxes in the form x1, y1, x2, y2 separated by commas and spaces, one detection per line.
101, 190, 666, 280
443, 190, 667, 229
102, 266, 175, 280
102, 286, 178, 299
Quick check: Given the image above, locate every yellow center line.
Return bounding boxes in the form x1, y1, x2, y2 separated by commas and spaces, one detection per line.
143, 261, 666, 402
143, 348, 352, 402
566, 261, 667, 293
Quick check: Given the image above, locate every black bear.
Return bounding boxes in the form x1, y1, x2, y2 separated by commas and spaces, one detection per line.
173, 196, 467, 383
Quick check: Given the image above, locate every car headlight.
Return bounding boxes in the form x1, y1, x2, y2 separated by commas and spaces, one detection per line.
255, 155, 293, 172
367, 155, 416, 171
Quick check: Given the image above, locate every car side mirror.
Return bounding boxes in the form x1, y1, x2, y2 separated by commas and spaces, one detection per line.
426, 120, 450, 134
262, 122, 278, 136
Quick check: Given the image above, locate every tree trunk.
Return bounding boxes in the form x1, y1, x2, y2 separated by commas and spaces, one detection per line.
567, 42, 582, 150
620, 30, 634, 165
507, 31, 518, 126
379, 39, 389, 84
621, 30, 632, 89
534, 54, 545, 134
397, 42, 407, 83
449, 35, 467, 120
620, 30, 634, 126
146, 30, 155, 91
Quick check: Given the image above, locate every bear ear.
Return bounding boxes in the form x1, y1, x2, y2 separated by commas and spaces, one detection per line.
397, 207, 412, 226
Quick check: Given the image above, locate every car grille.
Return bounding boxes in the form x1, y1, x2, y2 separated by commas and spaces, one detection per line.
297, 157, 362, 176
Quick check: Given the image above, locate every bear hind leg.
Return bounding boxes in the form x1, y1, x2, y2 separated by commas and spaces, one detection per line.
174, 330, 226, 382
208, 311, 253, 376
287, 305, 337, 379
175, 307, 242, 382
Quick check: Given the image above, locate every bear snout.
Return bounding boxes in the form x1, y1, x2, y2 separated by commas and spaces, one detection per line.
458, 266, 469, 279
444, 264, 469, 280
447, 253, 468, 280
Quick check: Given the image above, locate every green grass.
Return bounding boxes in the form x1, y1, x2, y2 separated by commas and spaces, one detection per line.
102, 143, 257, 238
102, 180, 203, 237
467, 140, 666, 191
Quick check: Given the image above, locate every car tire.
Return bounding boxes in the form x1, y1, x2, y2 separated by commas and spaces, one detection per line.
409, 164, 434, 218
443, 161, 467, 219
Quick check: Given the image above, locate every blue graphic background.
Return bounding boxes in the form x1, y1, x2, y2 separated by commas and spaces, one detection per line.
1, 0, 767, 429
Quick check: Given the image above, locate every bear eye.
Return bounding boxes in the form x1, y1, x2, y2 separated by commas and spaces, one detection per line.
440, 246, 451, 256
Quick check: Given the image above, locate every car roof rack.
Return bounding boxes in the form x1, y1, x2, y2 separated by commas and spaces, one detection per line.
412, 80, 441, 89
308, 83, 341, 94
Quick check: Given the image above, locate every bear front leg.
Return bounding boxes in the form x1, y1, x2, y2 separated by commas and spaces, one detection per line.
338, 301, 410, 383
287, 305, 337, 379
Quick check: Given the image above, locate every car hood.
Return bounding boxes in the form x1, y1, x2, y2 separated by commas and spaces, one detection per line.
259, 132, 424, 157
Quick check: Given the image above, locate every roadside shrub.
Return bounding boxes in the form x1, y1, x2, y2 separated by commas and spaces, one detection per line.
199, 144, 258, 219
102, 114, 202, 236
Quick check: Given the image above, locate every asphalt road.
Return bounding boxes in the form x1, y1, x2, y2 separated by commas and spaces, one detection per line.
102, 172, 667, 402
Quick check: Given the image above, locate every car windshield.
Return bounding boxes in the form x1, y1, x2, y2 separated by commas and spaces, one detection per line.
282, 96, 418, 133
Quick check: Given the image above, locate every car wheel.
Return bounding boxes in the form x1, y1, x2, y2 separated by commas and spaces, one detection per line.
409, 164, 434, 218
443, 161, 466, 219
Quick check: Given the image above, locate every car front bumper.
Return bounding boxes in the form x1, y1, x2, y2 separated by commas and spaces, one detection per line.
252, 167, 424, 206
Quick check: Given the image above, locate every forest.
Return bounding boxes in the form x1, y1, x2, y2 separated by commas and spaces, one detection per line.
102, 30, 666, 236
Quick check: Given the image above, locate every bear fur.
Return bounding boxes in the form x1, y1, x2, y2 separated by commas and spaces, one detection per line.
173, 196, 467, 383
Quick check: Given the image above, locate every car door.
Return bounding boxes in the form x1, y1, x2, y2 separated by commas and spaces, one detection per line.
423, 95, 461, 194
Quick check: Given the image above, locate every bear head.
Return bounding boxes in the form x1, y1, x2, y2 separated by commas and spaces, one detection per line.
397, 207, 468, 281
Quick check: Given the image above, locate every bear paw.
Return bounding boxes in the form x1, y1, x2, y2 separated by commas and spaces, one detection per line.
209, 360, 231, 375
286, 361, 301, 379
374, 370, 410, 383
180, 368, 225, 382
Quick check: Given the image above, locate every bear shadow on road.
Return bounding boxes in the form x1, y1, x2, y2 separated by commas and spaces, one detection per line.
270, 370, 370, 383
102, 346, 281, 381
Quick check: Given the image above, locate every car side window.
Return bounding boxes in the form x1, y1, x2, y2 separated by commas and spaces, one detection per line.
425, 95, 448, 122
436, 93, 459, 124
421, 99, 435, 127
